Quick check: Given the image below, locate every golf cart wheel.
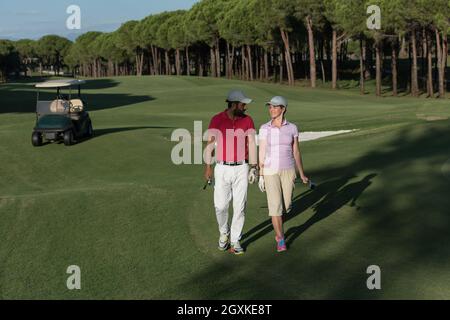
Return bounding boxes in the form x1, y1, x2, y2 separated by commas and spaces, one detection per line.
64, 130, 74, 146
86, 121, 94, 138
31, 132, 43, 147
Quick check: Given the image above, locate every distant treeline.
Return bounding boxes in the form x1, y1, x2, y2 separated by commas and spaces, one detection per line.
0, 0, 449, 98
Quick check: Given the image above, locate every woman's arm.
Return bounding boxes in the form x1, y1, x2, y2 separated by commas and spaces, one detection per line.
293, 139, 309, 183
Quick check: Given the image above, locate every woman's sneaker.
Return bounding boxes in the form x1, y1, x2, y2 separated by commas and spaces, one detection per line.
230, 241, 244, 255
218, 233, 230, 251
276, 236, 287, 252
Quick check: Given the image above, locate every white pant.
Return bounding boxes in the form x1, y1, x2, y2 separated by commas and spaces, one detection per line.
214, 163, 249, 244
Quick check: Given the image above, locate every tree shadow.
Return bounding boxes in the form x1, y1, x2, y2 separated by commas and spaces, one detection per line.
93, 126, 175, 138
241, 175, 355, 250
179, 121, 450, 299
285, 173, 377, 247
0, 78, 154, 114
80, 78, 120, 90
82, 93, 154, 112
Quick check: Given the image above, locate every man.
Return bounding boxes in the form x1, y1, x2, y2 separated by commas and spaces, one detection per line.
204, 90, 258, 255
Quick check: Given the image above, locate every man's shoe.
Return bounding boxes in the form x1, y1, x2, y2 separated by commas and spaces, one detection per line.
218, 233, 230, 251
230, 241, 245, 255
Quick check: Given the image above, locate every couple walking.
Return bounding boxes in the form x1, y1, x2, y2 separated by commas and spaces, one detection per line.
204, 90, 309, 255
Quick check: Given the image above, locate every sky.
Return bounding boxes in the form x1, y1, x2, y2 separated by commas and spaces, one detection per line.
0, 0, 200, 41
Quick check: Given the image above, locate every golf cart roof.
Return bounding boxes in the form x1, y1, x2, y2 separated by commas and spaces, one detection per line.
35, 79, 86, 88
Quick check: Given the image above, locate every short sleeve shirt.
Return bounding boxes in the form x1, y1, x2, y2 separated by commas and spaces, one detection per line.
259, 119, 299, 171
208, 110, 256, 162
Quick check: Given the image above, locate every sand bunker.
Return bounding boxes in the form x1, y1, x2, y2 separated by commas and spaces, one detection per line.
299, 130, 356, 141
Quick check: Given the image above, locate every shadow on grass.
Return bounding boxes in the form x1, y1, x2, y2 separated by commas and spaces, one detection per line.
285, 173, 377, 247
93, 126, 175, 138
241, 174, 357, 250
180, 121, 450, 299
0, 78, 154, 114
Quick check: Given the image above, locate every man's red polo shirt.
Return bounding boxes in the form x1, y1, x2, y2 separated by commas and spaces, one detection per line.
208, 110, 255, 162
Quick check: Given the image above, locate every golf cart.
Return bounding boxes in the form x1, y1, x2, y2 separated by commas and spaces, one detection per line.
32, 79, 93, 146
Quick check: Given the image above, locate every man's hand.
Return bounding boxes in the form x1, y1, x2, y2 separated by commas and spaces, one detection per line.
258, 176, 265, 192
248, 167, 258, 184
204, 165, 213, 181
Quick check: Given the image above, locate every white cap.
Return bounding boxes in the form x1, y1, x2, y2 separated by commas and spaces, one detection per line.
266, 96, 288, 108
226, 90, 253, 104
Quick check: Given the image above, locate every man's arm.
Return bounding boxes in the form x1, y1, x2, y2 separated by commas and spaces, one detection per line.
247, 128, 257, 167
204, 133, 215, 181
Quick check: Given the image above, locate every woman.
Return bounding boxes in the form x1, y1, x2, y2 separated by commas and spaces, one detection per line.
258, 96, 309, 252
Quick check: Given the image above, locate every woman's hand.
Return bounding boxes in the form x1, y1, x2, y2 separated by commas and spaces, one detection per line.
300, 173, 309, 184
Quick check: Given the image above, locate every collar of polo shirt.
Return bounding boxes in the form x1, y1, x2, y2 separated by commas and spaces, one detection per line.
269, 119, 288, 127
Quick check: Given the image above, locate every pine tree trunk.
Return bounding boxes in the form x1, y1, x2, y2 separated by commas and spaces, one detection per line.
247, 45, 254, 81
360, 38, 365, 95
421, 28, 426, 86
320, 59, 325, 84
259, 49, 263, 81
435, 28, 446, 98
185, 47, 190, 76
210, 47, 216, 77
215, 38, 221, 78
256, 48, 260, 81
135, 54, 140, 76
426, 31, 433, 97
264, 49, 269, 81
158, 50, 162, 75
375, 42, 382, 97
93, 61, 97, 78
442, 32, 448, 98
199, 55, 204, 77
231, 45, 235, 78
392, 44, 398, 97
332, 30, 338, 89
226, 42, 231, 79
175, 48, 181, 76
399, 36, 407, 58
411, 31, 419, 97
280, 28, 294, 86
150, 45, 157, 75
165, 50, 170, 75
280, 51, 284, 84
226, 43, 235, 79
244, 46, 249, 80
241, 47, 245, 80
306, 16, 316, 88
365, 40, 372, 80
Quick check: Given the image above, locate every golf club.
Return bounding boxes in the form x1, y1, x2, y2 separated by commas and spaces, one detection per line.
203, 179, 212, 190
295, 178, 317, 190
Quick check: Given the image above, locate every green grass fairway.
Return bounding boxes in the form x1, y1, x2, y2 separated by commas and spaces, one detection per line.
1, 76, 450, 299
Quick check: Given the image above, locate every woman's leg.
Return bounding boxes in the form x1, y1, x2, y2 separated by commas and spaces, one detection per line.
264, 174, 284, 239
271, 216, 284, 239
280, 169, 297, 215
